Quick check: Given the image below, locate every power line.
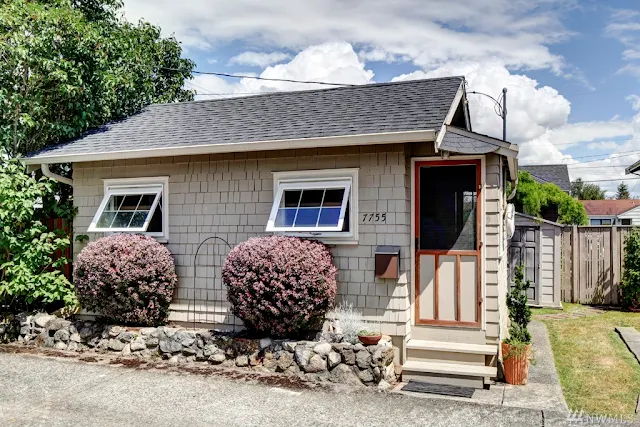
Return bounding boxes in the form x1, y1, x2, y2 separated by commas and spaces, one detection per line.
568, 164, 632, 169
561, 149, 640, 163
169, 67, 356, 87
578, 177, 640, 183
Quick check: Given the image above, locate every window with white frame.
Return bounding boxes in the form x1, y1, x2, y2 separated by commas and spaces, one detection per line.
88, 177, 169, 240
266, 169, 358, 243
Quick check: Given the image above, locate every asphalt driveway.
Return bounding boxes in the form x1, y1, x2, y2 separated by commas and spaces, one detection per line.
0, 351, 570, 427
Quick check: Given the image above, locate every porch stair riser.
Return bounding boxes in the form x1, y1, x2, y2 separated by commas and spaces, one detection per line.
402, 339, 498, 389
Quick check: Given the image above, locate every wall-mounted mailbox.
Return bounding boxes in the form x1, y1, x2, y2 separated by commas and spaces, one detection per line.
375, 245, 400, 279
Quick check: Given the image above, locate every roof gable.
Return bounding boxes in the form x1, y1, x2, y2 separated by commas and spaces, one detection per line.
25, 77, 464, 164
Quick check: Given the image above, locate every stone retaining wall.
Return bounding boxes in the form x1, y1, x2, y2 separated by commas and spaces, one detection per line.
2, 313, 395, 387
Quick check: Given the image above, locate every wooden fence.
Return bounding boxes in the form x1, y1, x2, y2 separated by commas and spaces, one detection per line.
560, 225, 633, 305
44, 218, 72, 281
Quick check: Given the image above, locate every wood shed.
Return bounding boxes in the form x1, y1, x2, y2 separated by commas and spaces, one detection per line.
509, 213, 563, 308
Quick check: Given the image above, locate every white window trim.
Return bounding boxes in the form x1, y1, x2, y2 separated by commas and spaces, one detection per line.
89, 177, 170, 242
269, 168, 359, 245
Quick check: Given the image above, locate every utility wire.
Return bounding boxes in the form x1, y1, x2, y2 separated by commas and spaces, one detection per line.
577, 177, 640, 183
168, 67, 356, 87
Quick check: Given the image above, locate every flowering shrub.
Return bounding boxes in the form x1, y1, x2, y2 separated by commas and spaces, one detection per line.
73, 234, 177, 325
223, 236, 338, 337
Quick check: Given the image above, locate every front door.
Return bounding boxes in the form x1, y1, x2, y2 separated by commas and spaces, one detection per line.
415, 160, 482, 327
508, 226, 539, 304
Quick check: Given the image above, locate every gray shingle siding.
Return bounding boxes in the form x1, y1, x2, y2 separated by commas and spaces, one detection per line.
440, 130, 499, 154
27, 77, 463, 160
519, 165, 570, 193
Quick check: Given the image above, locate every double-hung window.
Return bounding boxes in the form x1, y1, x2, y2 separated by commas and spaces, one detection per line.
88, 177, 169, 240
266, 169, 358, 244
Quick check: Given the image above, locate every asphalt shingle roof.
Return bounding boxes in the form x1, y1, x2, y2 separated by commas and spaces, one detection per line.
520, 165, 571, 192
26, 77, 463, 161
580, 200, 640, 216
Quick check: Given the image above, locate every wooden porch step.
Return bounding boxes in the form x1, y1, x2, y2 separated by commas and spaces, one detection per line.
402, 360, 497, 378
406, 339, 498, 355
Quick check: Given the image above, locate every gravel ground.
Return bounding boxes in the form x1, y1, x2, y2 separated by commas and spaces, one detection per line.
0, 350, 576, 427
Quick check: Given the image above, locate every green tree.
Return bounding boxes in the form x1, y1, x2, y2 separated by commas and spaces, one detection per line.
515, 171, 587, 225
570, 178, 606, 200
0, 0, 195, 157
0, 161, 77, 310
621, 228, 640, 309
616, 182, 630, 200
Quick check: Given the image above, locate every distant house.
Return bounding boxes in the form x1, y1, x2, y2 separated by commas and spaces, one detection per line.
519, 164, 571, 222
519, 164, 570, 194
580, 200, 640, 225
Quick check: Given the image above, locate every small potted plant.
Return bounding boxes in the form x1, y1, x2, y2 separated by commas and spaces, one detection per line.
502, 264, 532, 385
358, 329, 382, 345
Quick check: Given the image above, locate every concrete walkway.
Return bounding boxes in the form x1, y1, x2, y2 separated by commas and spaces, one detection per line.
0, 351, 572, 427
395, 321, 568, 416
502, 321, 569, 413
616, 326, 640, 365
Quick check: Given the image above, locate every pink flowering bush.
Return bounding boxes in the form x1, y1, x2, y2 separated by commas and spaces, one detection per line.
73, 234, 178, 325
223, 236, 338, 337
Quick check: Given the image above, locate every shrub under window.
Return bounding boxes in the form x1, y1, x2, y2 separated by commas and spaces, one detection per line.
73, 234, 177, 325
223, 236, 338, 337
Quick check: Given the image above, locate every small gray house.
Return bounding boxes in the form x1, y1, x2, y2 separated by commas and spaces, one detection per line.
24, 77, 519, 388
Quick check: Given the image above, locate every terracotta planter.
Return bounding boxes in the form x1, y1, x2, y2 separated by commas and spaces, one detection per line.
502, 342, 531, 385
358, 334, 382, 345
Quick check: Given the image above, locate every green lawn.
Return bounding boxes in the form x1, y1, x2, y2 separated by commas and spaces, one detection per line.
533, 304, 640, 416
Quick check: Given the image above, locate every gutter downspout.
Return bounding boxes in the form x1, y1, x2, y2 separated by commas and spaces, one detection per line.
507, 157, 518, 201
41, 164, 73, 187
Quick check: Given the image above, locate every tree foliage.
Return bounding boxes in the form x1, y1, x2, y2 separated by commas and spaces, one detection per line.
0, 161, 77, 310
0, 0, 195, 157
616, 182, 630, 200
515, 171, 587, 225
621, 228, 640, 310
571, 178, 606, 200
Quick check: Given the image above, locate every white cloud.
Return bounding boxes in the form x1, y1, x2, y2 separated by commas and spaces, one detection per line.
123, 0, 569, 72
586, 141, 621, 150
189, 42, 374, 98
229, 51, 291, 67
545, 121, 633, 148
606, 9, 640, 79
628, 95, 640, 111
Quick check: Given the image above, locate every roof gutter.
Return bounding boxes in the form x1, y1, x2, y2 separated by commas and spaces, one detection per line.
41, 163, 73, 187
23, 129, 436, 165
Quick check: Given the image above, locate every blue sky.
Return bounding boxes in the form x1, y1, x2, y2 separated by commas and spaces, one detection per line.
123, 0, 640, 195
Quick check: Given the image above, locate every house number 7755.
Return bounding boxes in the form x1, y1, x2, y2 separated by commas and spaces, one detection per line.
362, 213, 386, 223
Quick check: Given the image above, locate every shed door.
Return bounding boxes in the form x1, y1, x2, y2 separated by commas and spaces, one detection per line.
509, 226, 539, 304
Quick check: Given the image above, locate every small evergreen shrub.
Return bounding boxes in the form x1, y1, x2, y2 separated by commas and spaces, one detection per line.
505, 264, 532, 345
621, 229, 640, 310
223, 236, 338, 337
73, 234, 177, 325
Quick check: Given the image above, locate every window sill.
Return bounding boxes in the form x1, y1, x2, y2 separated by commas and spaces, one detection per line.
271, 232, 358, 246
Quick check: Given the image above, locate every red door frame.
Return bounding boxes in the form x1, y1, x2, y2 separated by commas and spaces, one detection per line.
414, 159, 482, 328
